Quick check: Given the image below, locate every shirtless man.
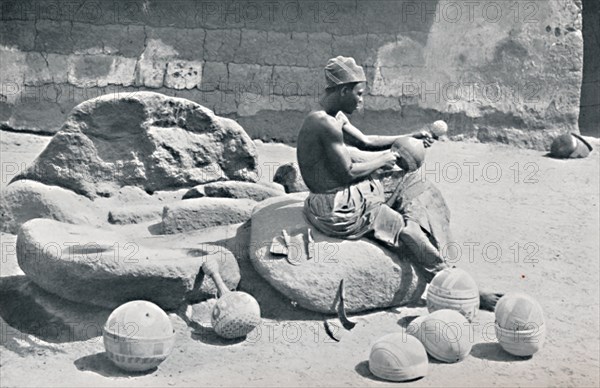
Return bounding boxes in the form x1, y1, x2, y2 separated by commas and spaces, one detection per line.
297, 56, 501, 310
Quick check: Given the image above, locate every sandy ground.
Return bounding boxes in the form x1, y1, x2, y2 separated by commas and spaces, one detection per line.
1, 131, 599, 387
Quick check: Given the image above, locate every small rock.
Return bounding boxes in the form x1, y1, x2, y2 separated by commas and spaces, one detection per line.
182, 185, 206, 199
272, 163, 308, 193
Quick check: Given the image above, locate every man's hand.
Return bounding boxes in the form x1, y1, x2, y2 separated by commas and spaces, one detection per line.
379, 150, 398, 169
411, 130, 435, 148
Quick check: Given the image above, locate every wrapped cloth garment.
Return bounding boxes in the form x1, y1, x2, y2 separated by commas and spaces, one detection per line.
304, 173, 452, 280
304, 178, 395, 240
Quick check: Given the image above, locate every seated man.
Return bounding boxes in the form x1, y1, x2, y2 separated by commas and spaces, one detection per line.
297, 56, 501, 310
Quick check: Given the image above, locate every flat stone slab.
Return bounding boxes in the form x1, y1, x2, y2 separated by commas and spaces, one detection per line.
162, 197, 256, 234
16, 219, 240, 310
108, 204, 163, 225
183, 181, 285, 201
249, 194, 427, 314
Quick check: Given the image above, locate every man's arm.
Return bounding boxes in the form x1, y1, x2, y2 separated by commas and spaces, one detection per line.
319, 115, 397, 184
338, 113, 434, 151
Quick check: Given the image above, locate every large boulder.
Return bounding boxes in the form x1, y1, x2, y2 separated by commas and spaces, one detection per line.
0, 180, 102, 234
183, 181, 285, 201
162, 198, 256, 234
16, 219, 240, 310
249, 194, 427, 314
12, 92, 259, 198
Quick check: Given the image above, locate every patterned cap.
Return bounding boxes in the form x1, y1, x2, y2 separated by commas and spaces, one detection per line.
324, 56, 367, 88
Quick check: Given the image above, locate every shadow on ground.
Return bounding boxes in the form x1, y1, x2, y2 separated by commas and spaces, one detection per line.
74, 352, 158, 377
0, 275, 110, 349
470, 342, 533, 362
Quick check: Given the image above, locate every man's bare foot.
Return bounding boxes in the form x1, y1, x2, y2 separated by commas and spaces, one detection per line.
480, 291, 503, 311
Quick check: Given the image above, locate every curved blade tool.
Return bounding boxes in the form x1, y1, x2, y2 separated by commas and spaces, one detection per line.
337, 279, 357, 330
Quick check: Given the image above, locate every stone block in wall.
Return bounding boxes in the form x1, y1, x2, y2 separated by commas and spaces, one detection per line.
108, 56, 137, 87
239, 1, 363, 36
204, 29, 241, 62
67, 55, 136, 87
356, 0, 435, 35
0, 102, 12, 123
34, 20, 74, 54
135, 60, 167, 88
236, 29, 267, 64
236, 93, 281, 116
8, 101, 65, 133
133, 38, 180, 88
0, 48, 26, 89
178, 1, 244, 30
181, 88, 237, 116
116, 25, 147, 57
272, 66, 322, 97
332, 34, 369, 66
200, 61, 228, 91
262, 31, 309, 66
278, 95, 318, 113
228, 63, 273, 94
71, 23, 146, 57
364, 65, 377, 87
364, 96, 401, 111
235, 110, 307, 144
164, 60, 203, 90
65, 55, 103, 87
140, 38, 179, 61
0, 20, 35, 50
148, 27, 205, 61
365, 34, 398, 67
306, 32, 334, 68
205, 91, 238, 116
24, 52, 69, 85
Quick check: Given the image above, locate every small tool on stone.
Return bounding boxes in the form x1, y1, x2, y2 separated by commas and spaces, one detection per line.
337, 279, 357, 330
270, 235, 288, 256
283, 229, 307, 266
306, 228, 315, 260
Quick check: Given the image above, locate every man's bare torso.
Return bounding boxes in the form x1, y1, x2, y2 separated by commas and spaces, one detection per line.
297, 110, 348, 193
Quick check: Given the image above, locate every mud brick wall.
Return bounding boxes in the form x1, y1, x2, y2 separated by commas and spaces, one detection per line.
0, 0, 584, 149
579, 0, 599, 137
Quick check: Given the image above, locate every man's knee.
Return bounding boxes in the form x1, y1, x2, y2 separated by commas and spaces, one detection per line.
400, 219, 421, 238
371, 205, 406, 247
399, 220, 428, 252
399, 220, 442, 259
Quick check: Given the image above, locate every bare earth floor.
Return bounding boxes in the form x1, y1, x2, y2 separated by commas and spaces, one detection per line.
1, 132, 599, 387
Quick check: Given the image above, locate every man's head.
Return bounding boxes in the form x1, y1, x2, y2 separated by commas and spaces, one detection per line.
324, 56, 367, 114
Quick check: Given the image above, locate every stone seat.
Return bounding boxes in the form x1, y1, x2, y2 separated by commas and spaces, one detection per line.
249, 193, 427, 314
